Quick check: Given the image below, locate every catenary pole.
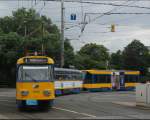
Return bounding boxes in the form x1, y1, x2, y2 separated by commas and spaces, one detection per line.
60, 0, 65, 67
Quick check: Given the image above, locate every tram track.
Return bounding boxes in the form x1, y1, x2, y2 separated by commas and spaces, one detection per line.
1, 89, 150, 119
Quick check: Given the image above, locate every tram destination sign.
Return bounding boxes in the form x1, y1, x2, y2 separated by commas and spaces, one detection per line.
24, 58, 48, 64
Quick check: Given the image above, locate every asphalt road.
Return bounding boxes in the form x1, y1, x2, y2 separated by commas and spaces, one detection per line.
0, 89, 150, 119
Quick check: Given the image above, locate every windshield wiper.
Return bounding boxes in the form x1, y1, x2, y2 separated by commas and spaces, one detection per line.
25, 73, 38, 82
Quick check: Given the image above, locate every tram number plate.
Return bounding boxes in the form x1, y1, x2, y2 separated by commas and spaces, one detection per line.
26, 100, 38, 105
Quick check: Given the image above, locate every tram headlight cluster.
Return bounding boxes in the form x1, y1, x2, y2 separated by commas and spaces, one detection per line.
43, 90, 51, 96
21, 90, 29, 96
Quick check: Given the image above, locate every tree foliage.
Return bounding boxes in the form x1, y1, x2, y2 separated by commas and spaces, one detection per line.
0, 8, 149, 87
0, 8, 74, 87
74, 43, 110, 69
122, 40, 149, 75
110, 40, 150, 77
110, 50, 123, 69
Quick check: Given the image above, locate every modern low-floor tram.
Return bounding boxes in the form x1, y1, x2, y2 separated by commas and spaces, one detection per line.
82, 70, 140, 92
82, 70, 113, 92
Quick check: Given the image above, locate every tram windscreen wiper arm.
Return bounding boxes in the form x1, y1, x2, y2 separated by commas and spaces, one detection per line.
25, 73, 37, 82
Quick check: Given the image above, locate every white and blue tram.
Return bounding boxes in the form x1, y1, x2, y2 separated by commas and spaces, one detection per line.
54, 68, 83, 95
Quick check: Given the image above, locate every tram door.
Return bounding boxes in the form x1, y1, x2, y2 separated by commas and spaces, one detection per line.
111, 72, 120, 90
119, 72, 125, 89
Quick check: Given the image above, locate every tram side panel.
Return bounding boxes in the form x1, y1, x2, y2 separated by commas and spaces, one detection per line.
55, 81, 62, 95
124, 71, 140, 91
54, 68, 83, 95
55, 80, 83, 95
83, 70, 113, 92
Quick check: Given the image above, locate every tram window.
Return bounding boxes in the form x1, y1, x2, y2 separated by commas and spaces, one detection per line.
18, 66, 23, 81
133, 75, 139, 82
132, 75, 136, 82
125, 75, 130, 83
76, 73, 81, 80
55, 70, 83, 81
106, 75, 111, 83
125, 75, 139, 83
93, 75, 109, 83
84, 73, 92, 84
22, 65, 50, 81
49, 65, 54, 81
55, 72, 64, 81
68, 74, 72, 80
93, 75, 98, 83
70, 73, 74, 80
136, 76, 140, 82
125, 75, 128, 83
75, 73, 78, 80
62, 74, 66, 80
74, 72, 78, 80
74, 74, 77, 80
100, 75, 107, 83
79, 74, 82, 80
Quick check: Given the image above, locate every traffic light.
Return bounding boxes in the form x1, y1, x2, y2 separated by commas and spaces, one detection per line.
111, 24, 115, 32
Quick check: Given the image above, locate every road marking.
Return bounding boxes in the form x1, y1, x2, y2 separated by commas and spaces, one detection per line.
53, 107, 96, 118
112, 101, 136, 107
0, 114, 8, 119
0, 99, 14, 102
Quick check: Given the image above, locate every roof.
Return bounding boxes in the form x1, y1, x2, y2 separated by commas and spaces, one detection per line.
82, 69, 140, 75
55, 67, 82, 73
17, 56, 54, 64
83, 70, 113, 75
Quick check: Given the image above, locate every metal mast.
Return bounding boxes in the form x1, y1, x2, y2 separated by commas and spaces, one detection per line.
60, 0, 65, 68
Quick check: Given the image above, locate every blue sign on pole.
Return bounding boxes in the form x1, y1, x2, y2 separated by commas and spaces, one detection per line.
71, 14, 76, 20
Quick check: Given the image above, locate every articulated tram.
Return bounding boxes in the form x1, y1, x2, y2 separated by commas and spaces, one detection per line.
124, 71, 140, 90
82, 70, 113, 92
54, 68, 83, 95
83, 70, 140, 91
16, 56, 55, 110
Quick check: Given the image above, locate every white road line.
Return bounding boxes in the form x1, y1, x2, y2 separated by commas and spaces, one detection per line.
0, 114, 8, 119
53, 107, 96, 118
0, 100, 14, 103
112, 101, 136, 107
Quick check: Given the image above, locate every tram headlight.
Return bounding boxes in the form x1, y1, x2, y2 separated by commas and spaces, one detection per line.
21, 90, 29, 96
43, 90, 51, 96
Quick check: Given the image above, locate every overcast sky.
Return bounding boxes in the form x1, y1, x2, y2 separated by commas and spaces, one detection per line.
0, 0, 150, 53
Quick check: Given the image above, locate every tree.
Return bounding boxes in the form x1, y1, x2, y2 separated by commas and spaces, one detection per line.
122, 40, 149, 75
110, 50, 123, 69
0, 8, 75, 87
0, 8, 75, 66
64, 39, 75, 68
74, 43, 110, 69
0, 32, 24, 87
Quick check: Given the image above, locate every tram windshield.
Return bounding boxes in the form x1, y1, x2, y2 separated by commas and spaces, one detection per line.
18, 65, 53, 81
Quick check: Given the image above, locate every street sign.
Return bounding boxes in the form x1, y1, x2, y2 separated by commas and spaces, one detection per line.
70, 14, 76, 20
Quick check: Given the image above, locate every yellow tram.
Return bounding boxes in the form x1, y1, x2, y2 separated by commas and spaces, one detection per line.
16, 56, 55, 110
83, 70, 113, 91
83, 70, 140, 91
124, 71, 140, 90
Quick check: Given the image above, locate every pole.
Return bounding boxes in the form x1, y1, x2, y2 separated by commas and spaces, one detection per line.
42, 22, 44, 56
24, 24, 27, 37
60, 0, 65, 68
